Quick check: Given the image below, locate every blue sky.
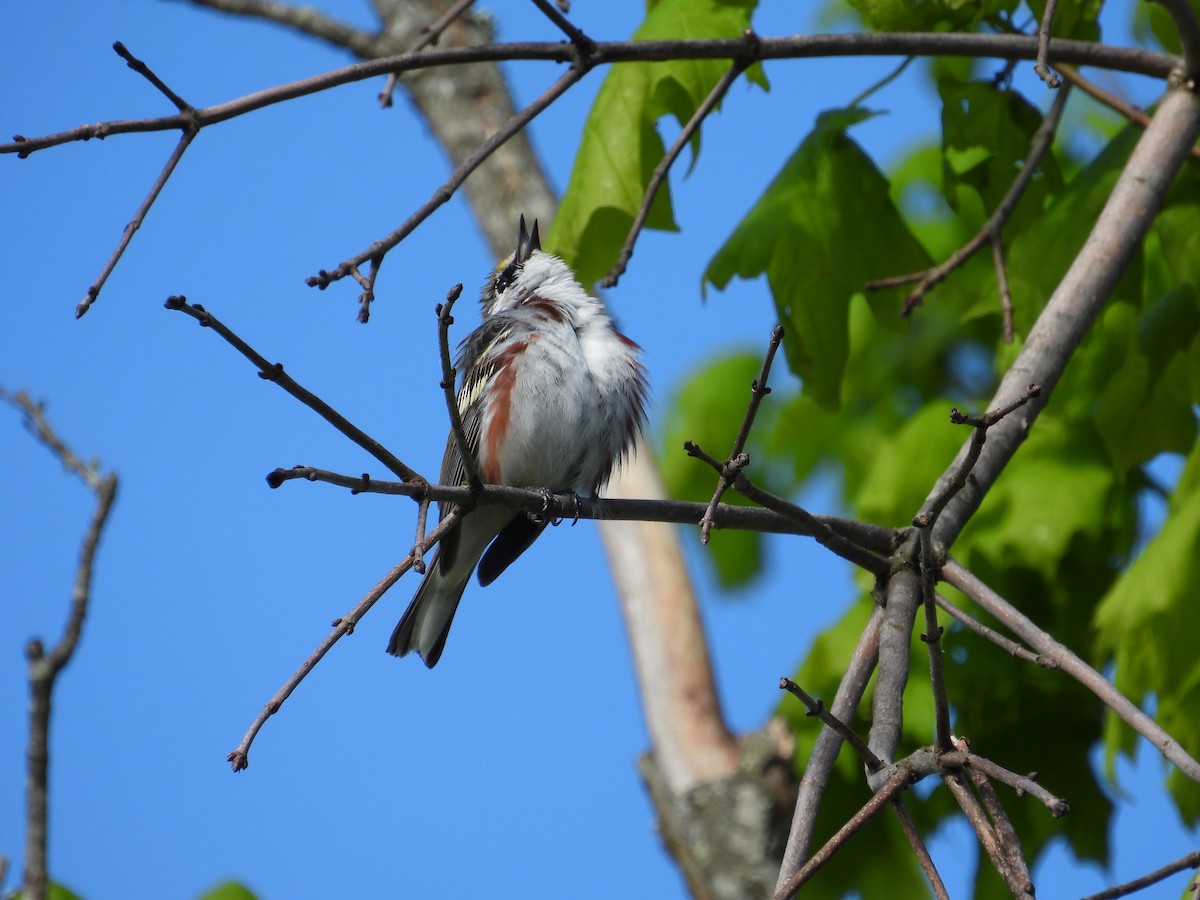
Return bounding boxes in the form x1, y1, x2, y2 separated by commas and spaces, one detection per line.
2, 1, 1196, 898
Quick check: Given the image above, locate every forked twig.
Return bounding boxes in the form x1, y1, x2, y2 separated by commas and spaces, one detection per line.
865, 86, 1070, 320
378, 0, 478, 108
76, 43, 200, 319
694, 325, 783, 543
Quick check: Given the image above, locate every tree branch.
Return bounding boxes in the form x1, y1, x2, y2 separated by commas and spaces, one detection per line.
1081, 850, 1200, 900
924, 82, 1200, 551
164, 296, 424, 484
942, 559, 1200, 783
775, 605, 883, 889
696, 325, 783, 543
228, 511, 460, 770
866, 85, 1070, 318
4, 390, 119, 900
3, 35, 1177, 158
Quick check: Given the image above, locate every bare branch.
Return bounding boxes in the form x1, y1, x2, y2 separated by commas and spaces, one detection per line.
75, 44, 200, 319
773, 766, 914, 900
163, 296, 424, 484
1057, 62, 1200, 160
529, 0, 594, 52
942, 559, 1200, 783
3, 34, 1178, 158
4, 390, 119, 900
867, 564, 921, 774
939, 749, 1069, 817
1152, 0, 1200, 82
183, 0, 381, 56
305, 62, 589, 298
992, 231, 1015, 342
933, 592, 1053, 668
228, 511, 459, 771
890, 799, 950, 900
943, 772, 1034, 897
685, 440, 891, 574
1081, 850, 1200, 900
776, 605, 883, 889
264, 464, 896, 545
379, 0, 478, 108
925, 84, 1200, 551
779, 677, 884, 772
917, 526, 954, 752
696, 325, 783, 543
866, 86, 1070, 318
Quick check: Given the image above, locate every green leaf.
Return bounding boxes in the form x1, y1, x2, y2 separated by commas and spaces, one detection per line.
704, 108, 932, 409
547, 0, 763, 286
853, 399, 968, 524
1096, 443, 1200, 824
1027, 0, 1102, 41
938, 81, 1063, 232
1095, 286, 1200, 471
847, 0, 1017, 31
195, 882, 258, 900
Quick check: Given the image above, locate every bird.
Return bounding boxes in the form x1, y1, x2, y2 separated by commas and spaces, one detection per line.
387, 216, 648, 667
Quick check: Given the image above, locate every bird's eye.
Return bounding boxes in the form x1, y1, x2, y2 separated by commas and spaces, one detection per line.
494, 260, 520, 296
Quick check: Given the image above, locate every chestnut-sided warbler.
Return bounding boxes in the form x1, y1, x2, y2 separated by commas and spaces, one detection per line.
388, 217, 648, 667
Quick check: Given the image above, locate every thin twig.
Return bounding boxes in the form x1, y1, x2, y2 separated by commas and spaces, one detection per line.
76, 43, 200, 319
775, 606, 883, 891
942, 559, 1200, 784
410, 497, 431, 575
227, 511, 459, 771
1080, 850, 1200, 900
772, 766, 914, 900
603, 57, 749, 287
684, 440, 890, 575
4, 390, 119, 900
943, 772, 1033, 897
889, 798, 951, 900
1153, 0, 1200, 82
992, 231, 1016, 342
379, 0, 479, 108
1057, 62, 1200, 160
529, 0, 595, 53
779, 677, 884, 772
865, 86, 1070, 318
1034, 0, 1062, 87
306, 62, 589, 302
939, 749, 1069, 817
933, 593, 1053, 668
918, 526, 954, 752
696, 325, 782, 543
960, 754, 1035, 892
437, 283, 483, 492
163, 296, 424, 483
914, 384, 1042, 530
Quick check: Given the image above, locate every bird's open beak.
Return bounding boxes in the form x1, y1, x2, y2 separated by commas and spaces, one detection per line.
516, 215, 541, 264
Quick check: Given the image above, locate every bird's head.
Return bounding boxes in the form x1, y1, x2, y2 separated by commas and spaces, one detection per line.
480, 216, 598, 321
